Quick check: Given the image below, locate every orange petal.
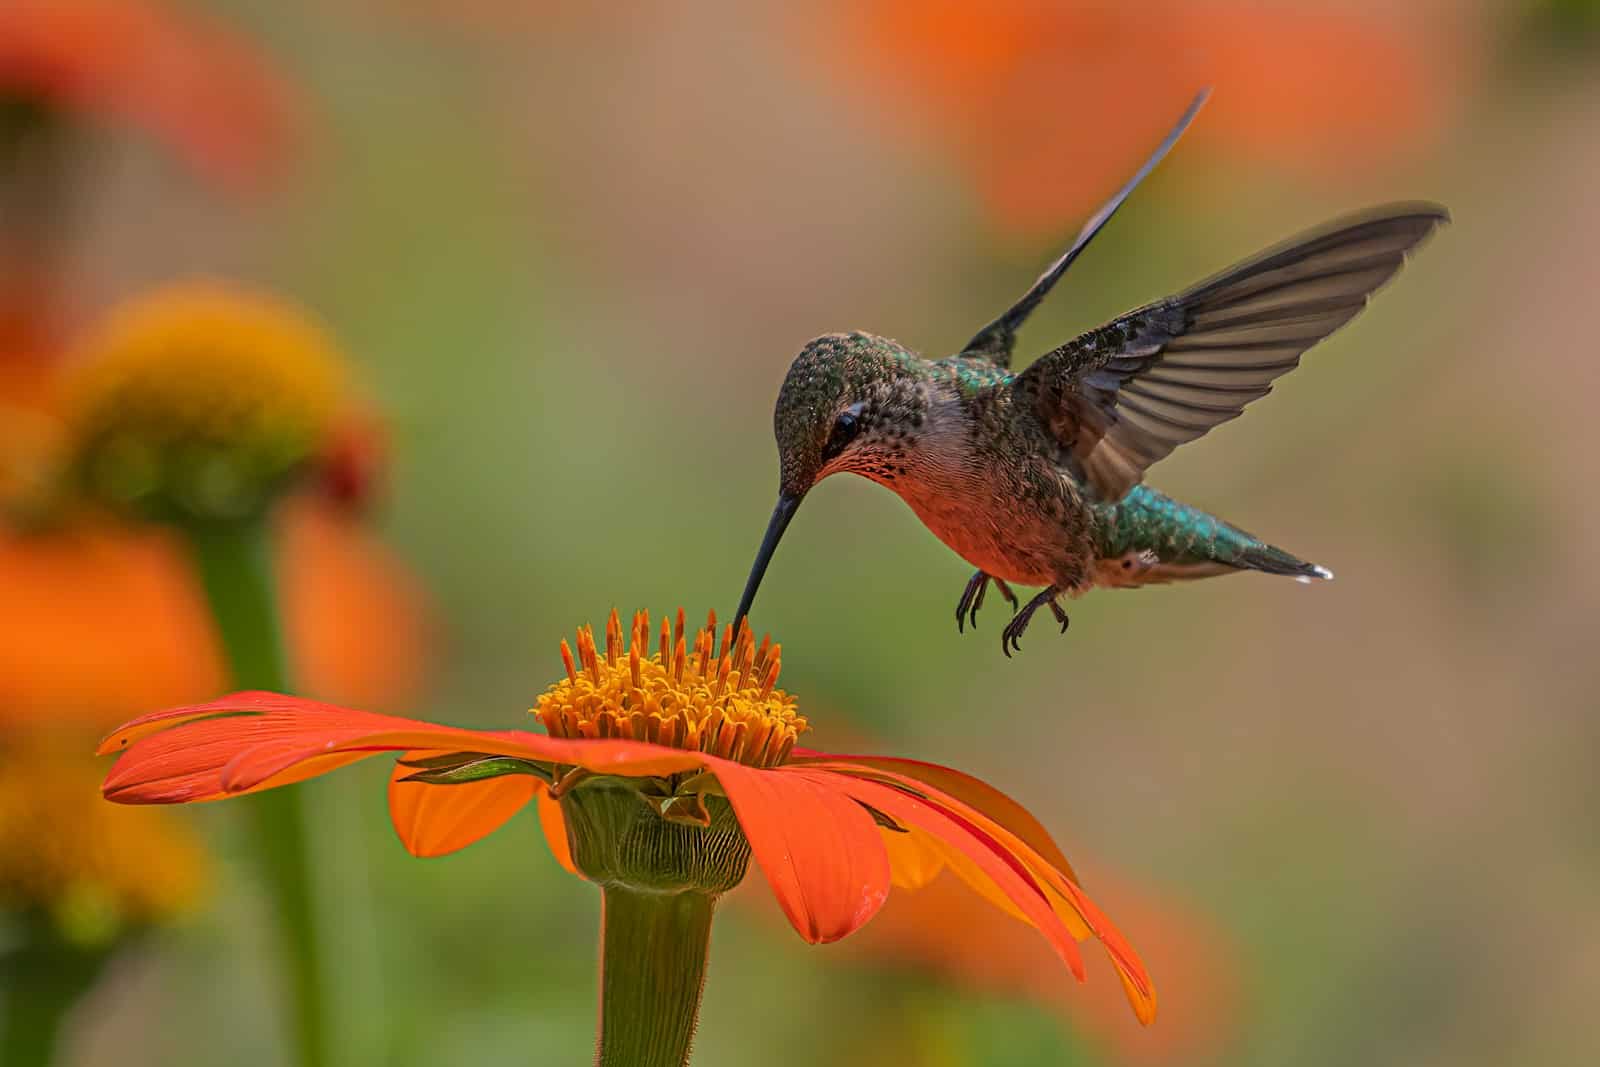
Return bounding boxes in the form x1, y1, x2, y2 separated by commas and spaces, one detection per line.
387, 753, 538, 858
918, 829, 1034, 925
709, 761, 890, 943
826, 772, 1088, 982
879, 825, 945, 890
100, 691, 706, 804
805, 758, 1095, 939
810, 758, 1155, 1022
536, 786, 576, 875
791, 752, 1078, 881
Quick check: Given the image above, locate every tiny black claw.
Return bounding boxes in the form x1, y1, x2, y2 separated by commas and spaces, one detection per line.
955, 572, 978, 632
956, 571, 997, 634
997, 587, 1066, 658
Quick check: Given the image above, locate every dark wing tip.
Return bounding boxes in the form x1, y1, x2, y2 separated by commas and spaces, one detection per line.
958, 89, 1213, 366
1347, 200, 1451, 232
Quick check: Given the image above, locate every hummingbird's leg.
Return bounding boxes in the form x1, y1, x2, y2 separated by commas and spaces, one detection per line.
956, 572, 1023, 632
1001, 587, 1064, 657
992, 578, 1020, 613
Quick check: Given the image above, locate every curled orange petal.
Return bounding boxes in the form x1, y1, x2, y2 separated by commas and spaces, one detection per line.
809, 758, 1154, 1021
793, 752, 1079, 881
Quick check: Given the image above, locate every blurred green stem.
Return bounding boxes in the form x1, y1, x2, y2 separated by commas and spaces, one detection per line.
595, 888, 715, 1067
186, 518, 329, 1067
0, 941, 107, 1066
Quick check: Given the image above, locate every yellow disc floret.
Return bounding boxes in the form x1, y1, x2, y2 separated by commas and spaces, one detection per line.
64, 282, 347, 521
0, 736, 207, 944
537, 609, 808, 769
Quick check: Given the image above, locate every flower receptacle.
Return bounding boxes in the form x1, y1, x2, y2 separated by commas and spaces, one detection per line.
560, 780, 750, 897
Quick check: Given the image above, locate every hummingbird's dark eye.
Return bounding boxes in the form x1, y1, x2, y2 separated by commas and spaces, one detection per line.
822, 406, 863, 460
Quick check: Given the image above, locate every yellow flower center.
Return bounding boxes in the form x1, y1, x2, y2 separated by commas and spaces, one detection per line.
536, 609, 807, 769
64, 282, 347, 520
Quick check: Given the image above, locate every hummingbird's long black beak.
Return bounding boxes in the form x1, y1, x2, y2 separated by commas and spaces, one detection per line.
734, 493, 801, 628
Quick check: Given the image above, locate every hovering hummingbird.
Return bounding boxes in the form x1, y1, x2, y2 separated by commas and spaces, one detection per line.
734, 90, 1447, 655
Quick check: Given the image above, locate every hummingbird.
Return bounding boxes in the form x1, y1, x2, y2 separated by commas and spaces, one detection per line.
733, 91, 1447, 655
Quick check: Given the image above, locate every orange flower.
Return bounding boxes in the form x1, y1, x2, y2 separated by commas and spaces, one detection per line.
99, 609, 1157, 1024
0, 0, 301, 188
807, 0, 1477, 233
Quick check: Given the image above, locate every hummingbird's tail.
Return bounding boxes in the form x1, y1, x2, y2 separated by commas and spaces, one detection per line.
1090, 485, 1332, 589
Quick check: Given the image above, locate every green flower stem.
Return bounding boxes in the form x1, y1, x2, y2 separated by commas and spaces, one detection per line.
595, 887, 717, 1067
185, 518, 329, 1067
0, 940, 108, 1066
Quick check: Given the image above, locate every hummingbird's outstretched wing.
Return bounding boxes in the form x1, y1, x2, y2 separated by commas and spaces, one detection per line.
956, 89, 1210, 368
1013, 203, 1449, 501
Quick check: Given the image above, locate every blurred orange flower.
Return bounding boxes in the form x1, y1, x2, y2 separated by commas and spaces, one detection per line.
0, 0, 302, 189
806, 0, 1478, 234
841, 860, 1239, 1063
0, 496, 431, 728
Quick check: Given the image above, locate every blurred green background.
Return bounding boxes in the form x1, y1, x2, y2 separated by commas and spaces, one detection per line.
6, 1, 1599, 1065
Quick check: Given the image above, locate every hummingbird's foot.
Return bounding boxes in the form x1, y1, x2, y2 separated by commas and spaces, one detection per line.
956, 571, 1020, 633
1001, 587, 1067, 657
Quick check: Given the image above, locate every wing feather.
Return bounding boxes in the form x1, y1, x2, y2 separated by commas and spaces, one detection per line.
957, 91, 1209, 366
1013, 203, 1448, 500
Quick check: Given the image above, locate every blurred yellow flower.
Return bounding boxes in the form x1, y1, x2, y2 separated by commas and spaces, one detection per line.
1, 733, 205, 944
0, 283, 432, 729
65, 283, 348, 523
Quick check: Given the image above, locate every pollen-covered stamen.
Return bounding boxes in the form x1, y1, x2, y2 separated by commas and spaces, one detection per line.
535, 609, 807, 769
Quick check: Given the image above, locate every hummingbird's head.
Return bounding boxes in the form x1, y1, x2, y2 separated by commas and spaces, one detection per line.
736, 332, 920, 625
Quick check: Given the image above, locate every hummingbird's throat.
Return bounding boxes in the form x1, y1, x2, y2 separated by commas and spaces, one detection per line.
536, 610, 807, 769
